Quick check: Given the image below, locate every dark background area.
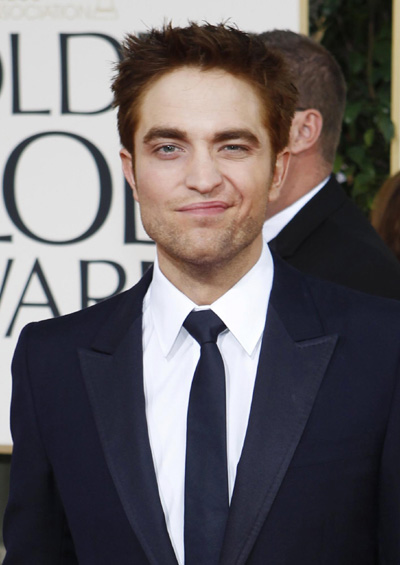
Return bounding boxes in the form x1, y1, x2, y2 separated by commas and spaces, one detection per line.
310, 0, 393, 213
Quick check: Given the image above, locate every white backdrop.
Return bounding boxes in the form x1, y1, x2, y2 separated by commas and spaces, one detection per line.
0, 0, 303, 446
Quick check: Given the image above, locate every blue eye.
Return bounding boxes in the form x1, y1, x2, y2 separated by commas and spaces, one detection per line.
159, 145, 177, 153
225, 145, 247, 151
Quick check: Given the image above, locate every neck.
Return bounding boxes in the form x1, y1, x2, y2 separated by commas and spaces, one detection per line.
266, 153, 331, 219
157, 238, 263, 305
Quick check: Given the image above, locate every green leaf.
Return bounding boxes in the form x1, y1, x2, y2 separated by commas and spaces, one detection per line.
352, 171, 376, 197
349, 51, 365, 73
375, 114, 394, 142
363, 128, 375, 147
347, 145, 368, 169
344, 101, 363, 124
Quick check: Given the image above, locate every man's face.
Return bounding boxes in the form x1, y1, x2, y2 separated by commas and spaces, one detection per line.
121, 67, 288, 273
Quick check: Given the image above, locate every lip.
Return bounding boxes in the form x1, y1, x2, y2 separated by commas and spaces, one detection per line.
177, 201, 230, 216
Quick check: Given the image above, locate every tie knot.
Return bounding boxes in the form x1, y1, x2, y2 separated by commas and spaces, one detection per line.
183, 310, 226, 345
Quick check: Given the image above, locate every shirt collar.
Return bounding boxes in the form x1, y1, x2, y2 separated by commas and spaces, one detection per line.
146, 241, 274, 357
263, 175, 330, 243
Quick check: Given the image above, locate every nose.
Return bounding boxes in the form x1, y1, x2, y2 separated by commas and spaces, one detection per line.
185, 149, 223, 193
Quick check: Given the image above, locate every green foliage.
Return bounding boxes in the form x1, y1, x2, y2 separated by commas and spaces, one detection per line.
310, 0, 393, 213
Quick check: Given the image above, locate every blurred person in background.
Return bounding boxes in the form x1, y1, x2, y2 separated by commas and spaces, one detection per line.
260, 29, 400, 299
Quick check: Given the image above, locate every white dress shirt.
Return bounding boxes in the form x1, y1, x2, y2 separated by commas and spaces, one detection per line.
262, 176, 330, 243
142, 242, 274, 564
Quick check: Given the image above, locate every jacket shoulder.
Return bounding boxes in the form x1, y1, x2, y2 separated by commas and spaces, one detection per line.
18, 268, 152, 350
274, 177, 400, 299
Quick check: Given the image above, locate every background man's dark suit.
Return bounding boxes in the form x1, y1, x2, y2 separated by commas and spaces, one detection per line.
269, 175, 400, 299
4, 256, 400, 564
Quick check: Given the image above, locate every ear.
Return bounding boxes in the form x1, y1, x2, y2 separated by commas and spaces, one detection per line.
289, 109, 323, 155
268, 149, 290, 202
120, 148, 139, 202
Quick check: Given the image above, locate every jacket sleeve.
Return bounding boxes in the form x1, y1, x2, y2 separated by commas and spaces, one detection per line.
3, 323, 78, 564
379, 351, 400, 564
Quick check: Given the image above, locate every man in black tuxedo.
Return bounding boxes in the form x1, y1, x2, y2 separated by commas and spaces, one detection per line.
260, 30, 400, 299
3, 23, 400, 564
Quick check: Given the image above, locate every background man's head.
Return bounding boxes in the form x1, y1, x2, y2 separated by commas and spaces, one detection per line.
259, 29, 346, 167
112, 22, 297, 162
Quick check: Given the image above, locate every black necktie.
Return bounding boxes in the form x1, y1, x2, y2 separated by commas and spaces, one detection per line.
183, 309, 229, 565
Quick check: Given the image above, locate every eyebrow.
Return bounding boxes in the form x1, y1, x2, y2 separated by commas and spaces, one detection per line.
212, 130, 261, 147
143, 127, 187, 144
142, 127, 261, 147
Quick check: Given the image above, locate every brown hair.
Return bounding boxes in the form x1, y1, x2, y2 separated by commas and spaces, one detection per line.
371, 171, 400, 261
259, 29, 346, 165
112, 22, 297, 159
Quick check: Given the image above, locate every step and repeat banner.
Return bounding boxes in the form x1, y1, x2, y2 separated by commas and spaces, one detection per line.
0, 0, 304, 447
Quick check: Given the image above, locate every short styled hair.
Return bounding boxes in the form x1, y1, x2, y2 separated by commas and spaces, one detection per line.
259, 29, 346, 165
112, 22, 297, 159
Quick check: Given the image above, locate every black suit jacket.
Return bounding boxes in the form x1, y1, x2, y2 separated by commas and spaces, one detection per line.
3, 257, 400, 564
269, 175, 400, 299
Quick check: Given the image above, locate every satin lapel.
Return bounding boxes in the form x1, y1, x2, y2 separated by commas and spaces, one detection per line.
220, 258, 338, 565
78, 271, 178, 565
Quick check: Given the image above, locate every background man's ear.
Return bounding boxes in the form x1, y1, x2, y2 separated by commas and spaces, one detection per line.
289, 109, 323, 155
120, 148, 139, 202
268, 149, 290, 202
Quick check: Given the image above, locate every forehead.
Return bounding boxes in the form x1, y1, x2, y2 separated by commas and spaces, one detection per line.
135, 67, 268, 139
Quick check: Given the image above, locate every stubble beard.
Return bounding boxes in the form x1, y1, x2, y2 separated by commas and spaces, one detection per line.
142, 210, 266, 280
